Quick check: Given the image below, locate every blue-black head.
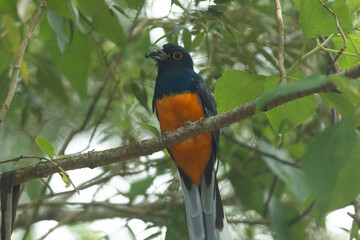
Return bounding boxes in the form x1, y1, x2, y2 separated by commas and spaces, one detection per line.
145, 43, 194, 73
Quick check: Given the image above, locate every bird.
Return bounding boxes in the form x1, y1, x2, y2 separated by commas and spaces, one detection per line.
145, 43, 232, 240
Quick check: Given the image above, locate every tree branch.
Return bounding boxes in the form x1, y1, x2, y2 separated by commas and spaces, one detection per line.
16, 201, 170, 228
1, 63, 359, 186
318, 0, 347, 74
0, 3, 47, 124
223, 132, 299, 168
274, 0, 287, 84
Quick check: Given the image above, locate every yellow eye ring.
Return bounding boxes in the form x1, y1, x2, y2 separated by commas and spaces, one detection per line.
173, 51, 183, 60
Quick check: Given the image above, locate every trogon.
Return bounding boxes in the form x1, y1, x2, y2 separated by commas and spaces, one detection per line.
146, 44, 232, 240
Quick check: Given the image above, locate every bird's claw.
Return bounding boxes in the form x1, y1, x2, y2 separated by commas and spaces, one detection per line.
184, 120, 192, 127
162, 131, 169, 140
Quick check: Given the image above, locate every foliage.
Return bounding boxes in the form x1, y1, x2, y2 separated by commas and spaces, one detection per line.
0, 0, 360, 239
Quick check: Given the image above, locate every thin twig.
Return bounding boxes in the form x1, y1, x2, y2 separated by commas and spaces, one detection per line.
331, 107, 339, 124
228, 219, 269, 225
37, 211, 80, 240
0, 155, 48, 165
348, 196, 360, 228
316, 38, 359, 59
46, 159, 79, 194
223, 132, 300, 168
318, 0, 347, 74
0, 15, 32, 40
289, 200, 316, 225
274, 0, 287, 85
0, 3, 47, 124
262, 176, 278, 217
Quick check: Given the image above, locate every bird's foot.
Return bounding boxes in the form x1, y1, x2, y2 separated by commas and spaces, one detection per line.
184, 120, 192, 127
161, 131, 169, 140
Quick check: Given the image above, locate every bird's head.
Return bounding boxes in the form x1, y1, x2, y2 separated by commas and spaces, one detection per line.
145, 43, 194, 72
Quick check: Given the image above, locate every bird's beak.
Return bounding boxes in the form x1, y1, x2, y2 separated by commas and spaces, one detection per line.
145, 47, 170, 61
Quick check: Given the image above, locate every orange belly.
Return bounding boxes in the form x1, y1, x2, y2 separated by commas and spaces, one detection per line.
156, 92, 212, 186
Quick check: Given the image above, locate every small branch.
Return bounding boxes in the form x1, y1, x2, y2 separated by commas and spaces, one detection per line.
318, 0, 347, 74
37, 211, 80, 240
228, 219, 269, 225
348, 196, 360, 228
316, 38, 360, 59
0, 3, 47, 125
289, 200, 316, 225
331, 107, 339, 124
263, 176, 278, 217
0, 155, 48, 165
287, 34, 335, 75
274, 0, 287, 84
16, 201, 171, 228
223, 132, 299, 168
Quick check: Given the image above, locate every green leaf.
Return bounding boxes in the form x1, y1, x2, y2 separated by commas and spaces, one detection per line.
259, 141, 310, 204
229, 173, 264, 213
325, 141, 360, 213
266, 95, 316, 133
2, 14, 20, 54
291, 0, 300, 9
36, 57, 68, 103
127, 176, 156, 202
93, 8, 126, 44
46, 0, 74, 18
182, 28, 192, 51
60, 31, 93, 97
299, 0, 352, 38
270, 197, 308, 240
165, 204, 188, 240
214, 70, 267, 113
125, 0, 144, 9
301, 117, 358, 218
319, 92, 355, 117
330, 75, 360, 105
136, 122, 160, 137
75, 0, 126, 43
348, 0, 360, 14
0, 0, 19, 21
35, 136, 56, 159
75, 0, 106, 16
192, 32, 205, 49
47, 10, 70, 54
332, 33, 360, 70
132, 83, 149, 112
257, 75, 328, 112
24, 179, 43, 200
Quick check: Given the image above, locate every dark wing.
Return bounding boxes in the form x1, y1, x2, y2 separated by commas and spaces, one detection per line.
193, 75, 225, 232
192, 76, 220, 185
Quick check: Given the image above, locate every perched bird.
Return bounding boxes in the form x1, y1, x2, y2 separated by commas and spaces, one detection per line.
146, 44, 232, 240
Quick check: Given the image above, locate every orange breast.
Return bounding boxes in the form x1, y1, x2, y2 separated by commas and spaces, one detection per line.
156, 92, 212, 186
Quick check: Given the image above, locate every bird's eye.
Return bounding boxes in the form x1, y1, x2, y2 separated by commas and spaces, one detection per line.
173, 51, 183, 60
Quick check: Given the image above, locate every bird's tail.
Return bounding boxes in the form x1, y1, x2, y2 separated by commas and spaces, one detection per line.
178, 170, 232, 240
